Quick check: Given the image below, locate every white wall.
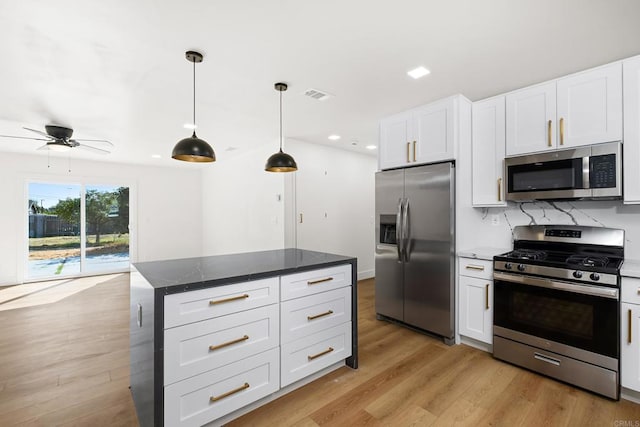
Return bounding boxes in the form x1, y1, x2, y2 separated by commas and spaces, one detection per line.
0, 152, 203, 285
201, 145, 285, 255
285, 139, 377, 280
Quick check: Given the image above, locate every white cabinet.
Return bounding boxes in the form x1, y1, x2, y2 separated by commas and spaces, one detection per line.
458, 258, 493, 345
379, 95, 470, 170
472, 96, 506, 206
621, 277, 640, 392
624, 55, 640, 204
506, 62, 622, 156
279, 265, 353, 387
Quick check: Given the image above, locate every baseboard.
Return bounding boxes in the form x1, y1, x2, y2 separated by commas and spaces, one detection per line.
621, 387, 640, 404
357, 269, 374, 281
460, 336, 493, 353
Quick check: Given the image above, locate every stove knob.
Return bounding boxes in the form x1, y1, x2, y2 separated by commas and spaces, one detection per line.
573, 271, 583, 279
517, 264, 526, 272
505, 263, 513, 270
590, 273, 600, 281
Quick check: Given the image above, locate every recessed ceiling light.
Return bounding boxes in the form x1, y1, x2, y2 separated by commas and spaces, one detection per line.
328, 135, 341, 141
151, 154, 162, 158
407, 66, 431, 79
183, 123, 198, 130
366, 145, 377, 150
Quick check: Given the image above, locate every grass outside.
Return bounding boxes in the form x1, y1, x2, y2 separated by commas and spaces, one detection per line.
29, 233, 129, 260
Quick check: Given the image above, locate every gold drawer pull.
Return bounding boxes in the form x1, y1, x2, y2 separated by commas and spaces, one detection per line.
307, 310, 334, 321
485, 284, 490, 310
559, 117, 565, 145
465, 265, 485, 271
307, 277, 333, 285
308, 347, 334, 361
413, 140, 417, 162
636, 288, 640, 294
497, 177, 502, 202
209, 294, 249, 305
210, 382, 250, 402
548, 120, 552, 147
406, 142, 410, 163
209, 335, 249, 351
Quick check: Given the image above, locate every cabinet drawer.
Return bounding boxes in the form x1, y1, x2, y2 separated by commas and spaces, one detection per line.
281, 322, 352, 387
164, 277, 279, 328
459, 258, 493, 280
164, 347, 279, 427
280, 264, 352, 301
281, 287, 351, 344
164, 304, 279, 385
622, 277, 640, 304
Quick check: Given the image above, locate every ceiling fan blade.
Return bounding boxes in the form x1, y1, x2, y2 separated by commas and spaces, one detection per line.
77, 144, 110, 154
70, 138, 114, 147
0, 134, 50, 141
23, 127, 53, 139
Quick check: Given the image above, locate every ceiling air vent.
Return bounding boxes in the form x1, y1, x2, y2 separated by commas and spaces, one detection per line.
303, 88, 333, 101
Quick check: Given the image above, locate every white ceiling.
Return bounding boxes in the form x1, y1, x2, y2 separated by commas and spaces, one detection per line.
1, 0, 639, 167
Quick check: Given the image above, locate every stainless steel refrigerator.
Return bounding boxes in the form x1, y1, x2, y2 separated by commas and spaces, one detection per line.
375, 162, 455, 344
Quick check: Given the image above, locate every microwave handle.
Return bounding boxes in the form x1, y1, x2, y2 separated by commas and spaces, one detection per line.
582, 157, 590, 189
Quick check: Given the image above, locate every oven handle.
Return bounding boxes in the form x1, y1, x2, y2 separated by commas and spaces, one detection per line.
493, 271, 619, 300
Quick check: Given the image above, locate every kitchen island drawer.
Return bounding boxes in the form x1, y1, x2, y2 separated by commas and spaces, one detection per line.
281, 287, 351, 344
459, 258, 493, 280
164, 304, 279, 385
164, 277, 279, 328
281, 322, 352, 387
164, 347, 279, 427
280, 264, 352, 301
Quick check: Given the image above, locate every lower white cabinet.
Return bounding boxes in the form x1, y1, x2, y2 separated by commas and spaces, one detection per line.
458, 257, 493, 345
164, 348, 280, 427
621, 276, 640, 391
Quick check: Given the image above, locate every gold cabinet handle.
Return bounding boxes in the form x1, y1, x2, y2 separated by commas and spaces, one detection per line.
209, 335, 249, 351
307, 310, 333, 321
308, 347, 334, 361
548, 120, 552, 147
465, 265, 485, 271
637, 288, 640, 294
412, 140, 417, 162
406, 142, 410, 163
308, 277, 333, 285
210, 383, 250, 402
497, 177, 502, 202
559, 117, 564, 145
485, 284, 490, 310
209, 294, 249, 305
299, 213, 303, 223
629, 309, 633, 344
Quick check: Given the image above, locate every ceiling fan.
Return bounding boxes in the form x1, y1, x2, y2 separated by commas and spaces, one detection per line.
0, 125, 113, 154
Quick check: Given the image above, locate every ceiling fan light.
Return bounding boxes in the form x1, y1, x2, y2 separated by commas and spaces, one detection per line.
172, 132, 215, 162
47, 143, 72, 152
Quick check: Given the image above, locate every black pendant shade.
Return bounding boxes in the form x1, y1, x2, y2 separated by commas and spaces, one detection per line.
266, 82, 297, 172
172, 51, 215, 163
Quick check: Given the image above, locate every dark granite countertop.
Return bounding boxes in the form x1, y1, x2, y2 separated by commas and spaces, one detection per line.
133, 248, 356, 294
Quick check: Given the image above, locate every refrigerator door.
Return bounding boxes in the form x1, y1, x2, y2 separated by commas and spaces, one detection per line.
375, 169, 404, 321
403, 162, 455, 338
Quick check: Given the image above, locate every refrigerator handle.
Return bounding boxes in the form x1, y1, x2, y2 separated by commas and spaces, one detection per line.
395, 198, 403, 262
402, 198, 410, 262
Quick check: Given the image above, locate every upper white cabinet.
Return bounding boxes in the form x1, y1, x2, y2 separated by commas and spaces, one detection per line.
472, 96, 506, 207
379, 95, 470, 170
506, 62, 622, 156
506, 82, 556, 156
624, 55, 640, 204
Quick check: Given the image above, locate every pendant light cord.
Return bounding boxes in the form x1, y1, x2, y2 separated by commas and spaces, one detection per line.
193, 59, 196, 134
279, 89, 283, 152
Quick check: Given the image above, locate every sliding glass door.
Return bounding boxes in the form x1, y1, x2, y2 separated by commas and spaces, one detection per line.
27, 181, 130, 280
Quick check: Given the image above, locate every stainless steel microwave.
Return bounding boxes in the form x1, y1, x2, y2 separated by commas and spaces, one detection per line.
505, 142, 622, 201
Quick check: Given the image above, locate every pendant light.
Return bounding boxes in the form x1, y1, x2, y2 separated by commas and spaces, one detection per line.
265, 82, 297, 172
172, 51, 215, 163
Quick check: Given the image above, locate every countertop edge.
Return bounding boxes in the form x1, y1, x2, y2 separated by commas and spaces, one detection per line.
457, 247, 509, 261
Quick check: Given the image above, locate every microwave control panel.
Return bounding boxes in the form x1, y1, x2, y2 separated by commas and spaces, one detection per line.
589, 154, 616, 188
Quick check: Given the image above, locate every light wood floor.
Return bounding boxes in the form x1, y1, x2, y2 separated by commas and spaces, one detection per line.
1, 275, 640, 426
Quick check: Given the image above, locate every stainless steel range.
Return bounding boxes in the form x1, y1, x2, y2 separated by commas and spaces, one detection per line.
493, 225, 624, 399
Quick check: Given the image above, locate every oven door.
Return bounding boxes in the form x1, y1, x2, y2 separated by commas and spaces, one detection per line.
493, 271, 619, 359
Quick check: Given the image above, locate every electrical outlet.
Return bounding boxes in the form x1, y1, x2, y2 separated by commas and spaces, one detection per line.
491, 214, 500, 226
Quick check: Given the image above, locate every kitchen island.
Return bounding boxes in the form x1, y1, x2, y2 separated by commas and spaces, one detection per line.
130, 248, 357, 427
